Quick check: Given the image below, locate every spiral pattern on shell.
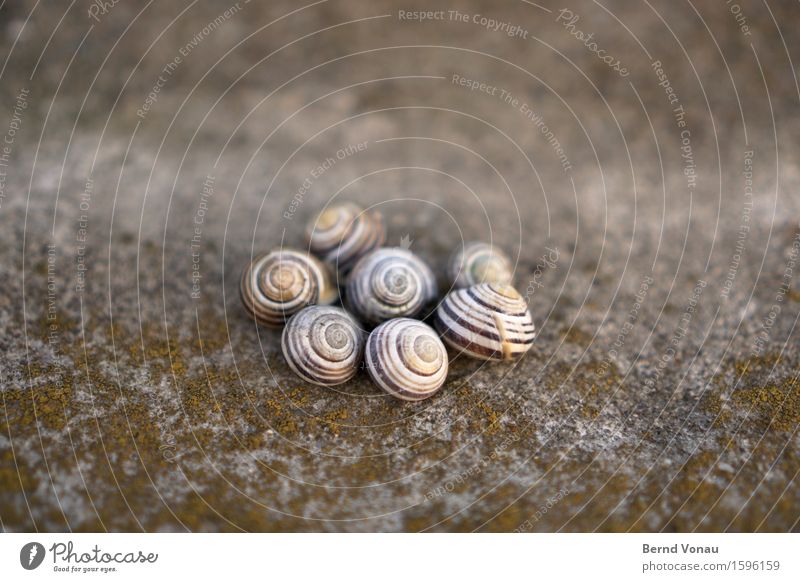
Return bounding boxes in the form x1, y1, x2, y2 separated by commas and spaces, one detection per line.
365, 318, 448, 401
449, 242, 514, 289
240, 249, 337, 327
346, 248, 438, 327
434, 283, 535, 361
281, 306, 365, 386
306, 202, 385, 274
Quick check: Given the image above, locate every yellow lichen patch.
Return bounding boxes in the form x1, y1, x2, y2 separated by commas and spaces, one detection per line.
450, 383, 507, 436
127, 324, 187, 377
315, 408, 349, 437
731, 376, 800, 432
581, 405, 601, 419
733, 353, 783, 378
257, 397, 299, 437
177, 363, 239, 423
702, 353, 798, 432
2, 366, 74, 432
700, 390, 733, 428
477, 401, 502, 434
286, 386, 313, 409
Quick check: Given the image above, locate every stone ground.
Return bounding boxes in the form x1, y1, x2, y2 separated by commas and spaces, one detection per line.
0, 0, 798, 532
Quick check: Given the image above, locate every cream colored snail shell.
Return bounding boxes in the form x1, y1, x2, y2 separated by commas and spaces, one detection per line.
365, 318, 448, 401
281, 306, 365, 386
434, 283, 535, 361
306, 202, 385, 274
346, 247, 438, 327
240, 249, 337, 327
449, 242, 514, 288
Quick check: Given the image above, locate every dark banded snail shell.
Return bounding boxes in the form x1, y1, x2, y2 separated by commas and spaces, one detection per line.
346, 247, 438, 327
449, 242, 514, 288
365, 318, 448, 401
240, 249, 337, 327
306, 202, 385, 274
281, 306, 365, 386
434, 283, 535, 361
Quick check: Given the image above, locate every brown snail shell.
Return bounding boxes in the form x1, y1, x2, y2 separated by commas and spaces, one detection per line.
240, 249, 337, 327
306, 202, 385, 275
365, 318, 448, 401
281, 306, 365, 386
434, 283, 535, 361
346, 247, 438, 328
449, 242, 514, 288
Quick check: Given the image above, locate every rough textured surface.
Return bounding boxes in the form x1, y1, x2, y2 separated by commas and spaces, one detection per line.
0, 0, 798, 532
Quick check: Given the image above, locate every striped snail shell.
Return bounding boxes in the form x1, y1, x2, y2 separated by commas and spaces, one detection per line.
240, 249, 337, 327
346, 247, 438, 327
365, 318, 448, 401
281, 306, 365, 386
306, 202, 385, 274
449, 242, 514, 288
434, 283, 535, 361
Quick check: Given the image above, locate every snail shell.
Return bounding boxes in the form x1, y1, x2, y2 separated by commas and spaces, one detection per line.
306, 202, 385, 274
240, 249, 337, 327
434, 283, 535, 361
365, 318, 448, 401
449, 242, 514, 288
281, 306, 365, 386
346, 247, 438, 327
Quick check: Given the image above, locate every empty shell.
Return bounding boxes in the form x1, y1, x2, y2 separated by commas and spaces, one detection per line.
306, 202, 385, 275
449, 241, 514, 288
365, 318, 448, 401
240, 249, 337, 327
346, 247, 438, 327
282, 306, 365, 386
434, 283, 535, 361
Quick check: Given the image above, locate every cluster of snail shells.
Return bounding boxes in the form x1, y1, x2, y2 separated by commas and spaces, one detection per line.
306, 202, 385, 275
241, 200, 536, 399
240, 249, 337, 327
